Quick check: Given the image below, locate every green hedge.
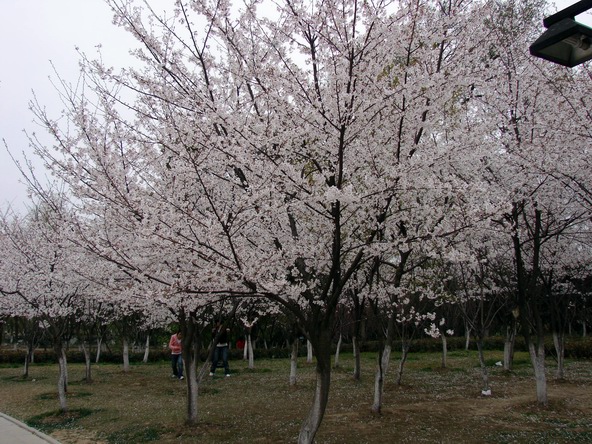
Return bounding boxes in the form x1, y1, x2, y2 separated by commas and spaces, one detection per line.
358, 336, 592, 358
1, 336, 590, 365
0, 349, 172, 365
564, 337, 592, 359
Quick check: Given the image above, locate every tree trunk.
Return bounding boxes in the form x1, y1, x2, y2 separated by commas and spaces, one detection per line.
290, 337, 299, 386
298, 334, 331, 444
553, 331, 565, 380
465, 327, 471, 350
396, 342, 410, 386
143, 334, 150, 363
95, 337, 102, 363
333, 333, 342, 369
503, 323, 516, 371
529, 341, 548, 405
23, 352, 30, 379
371, 348, 384, 415
441, 333, 447, 369
372, 344, 392, 414
512, 204, 547, 406
122, 336, 130, 372
23, 343, 34, 379
372, 312, 395, 413
582, 321, 587, 338
247, 333, 255, 369
55, 342, 68, 413
306, 339, 313, 364
62, 348, 69, 392
476, 338, 491, 395
180, 313, 201, 425
352, 335, 361, 380
81, 341, 92, 383
184, 343, 199, 425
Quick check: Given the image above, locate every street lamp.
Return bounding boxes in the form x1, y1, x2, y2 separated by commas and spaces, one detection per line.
530, 0, 592, 67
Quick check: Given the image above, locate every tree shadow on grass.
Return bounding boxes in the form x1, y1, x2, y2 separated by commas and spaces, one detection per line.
26, 408, 94, 433
0, 375, 49, 382
35, 391, 93, 401
105, 425, 163, 444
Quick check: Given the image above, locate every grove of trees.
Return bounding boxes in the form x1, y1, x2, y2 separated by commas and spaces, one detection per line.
1, 0, 591, 442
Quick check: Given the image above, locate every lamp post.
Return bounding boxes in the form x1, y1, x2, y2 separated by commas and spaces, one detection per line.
530, 0, 592, 67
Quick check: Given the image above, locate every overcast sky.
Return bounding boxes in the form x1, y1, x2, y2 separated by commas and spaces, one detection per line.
0, 0, 137, 214
1, 0, 590, 215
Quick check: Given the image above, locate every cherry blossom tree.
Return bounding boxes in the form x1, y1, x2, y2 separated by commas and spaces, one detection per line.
73, 298, 115, 382
24, 0, 592, 440
0, 200, 90, 412
32, 0, 452, 437
465, 0, 592, 405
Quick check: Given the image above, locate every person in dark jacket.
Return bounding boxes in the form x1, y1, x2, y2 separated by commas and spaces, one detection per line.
210, 323, 231, 377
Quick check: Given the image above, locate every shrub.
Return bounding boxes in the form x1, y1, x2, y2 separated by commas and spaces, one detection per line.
2, 335, 590, 366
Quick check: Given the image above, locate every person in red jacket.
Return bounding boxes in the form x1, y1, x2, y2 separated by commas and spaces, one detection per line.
168, 329, 184, 380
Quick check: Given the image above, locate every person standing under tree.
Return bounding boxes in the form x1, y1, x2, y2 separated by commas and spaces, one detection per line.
210, 322, 231, 377
169, 329, 184, 380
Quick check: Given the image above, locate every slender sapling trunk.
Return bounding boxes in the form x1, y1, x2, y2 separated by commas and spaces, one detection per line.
396, 342, 410, 386
476, 338, 491, 395
55, 342, 68, 412
81, 341, 92, 383
352, 335, 361, 380
333, 333, 342, 369
143, 334, 150, 363
553, 331, 565, 380
122, 336, 130, 372
503, 322, 516, 371
441, 333, 447, 369
247, 333, 255, 369
290, 337, 299, 386
95, 337, 102, 363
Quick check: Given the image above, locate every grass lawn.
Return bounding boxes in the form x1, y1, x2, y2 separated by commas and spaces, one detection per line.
0, 349, 591, 443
